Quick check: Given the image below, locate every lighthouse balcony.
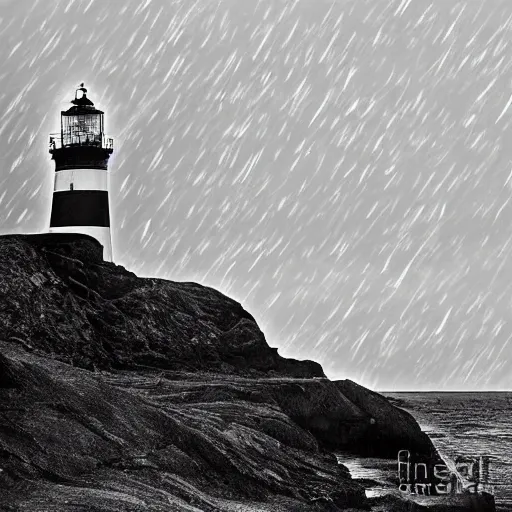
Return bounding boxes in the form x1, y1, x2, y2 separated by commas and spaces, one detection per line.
49, 133, 114, 153
49, 133, 114, 171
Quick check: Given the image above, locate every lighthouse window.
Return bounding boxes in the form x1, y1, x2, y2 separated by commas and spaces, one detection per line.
62, 113, 103, 147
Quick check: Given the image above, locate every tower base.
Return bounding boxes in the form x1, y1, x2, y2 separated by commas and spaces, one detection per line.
48, 226, 112, 262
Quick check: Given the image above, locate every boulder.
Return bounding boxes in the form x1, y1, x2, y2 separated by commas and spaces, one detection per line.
335, 380, 436, 459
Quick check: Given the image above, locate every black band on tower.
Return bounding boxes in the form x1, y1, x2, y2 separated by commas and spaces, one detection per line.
50, 190, 110, 227
52, 146, 112, 171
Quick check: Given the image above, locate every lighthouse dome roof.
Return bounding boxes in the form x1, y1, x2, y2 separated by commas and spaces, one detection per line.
63, 104, 104, 116
63, 84, 104, 115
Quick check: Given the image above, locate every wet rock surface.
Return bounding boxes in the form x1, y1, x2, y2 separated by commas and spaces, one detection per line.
335, 380, 435, 459
0, 234, 441, 511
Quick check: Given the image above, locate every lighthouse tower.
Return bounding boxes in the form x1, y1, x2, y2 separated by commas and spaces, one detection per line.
49, 84, 114, 261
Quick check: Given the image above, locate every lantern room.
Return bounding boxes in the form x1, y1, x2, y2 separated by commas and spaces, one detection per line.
61, 85, 103, 147
49, 84, 113, 170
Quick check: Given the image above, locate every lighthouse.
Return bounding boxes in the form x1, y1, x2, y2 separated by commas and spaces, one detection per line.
49, 84, 114, 261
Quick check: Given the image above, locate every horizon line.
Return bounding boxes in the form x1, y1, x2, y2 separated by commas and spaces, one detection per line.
378, 390, 512, 393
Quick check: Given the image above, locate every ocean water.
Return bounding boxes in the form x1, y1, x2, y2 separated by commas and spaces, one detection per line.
383, 392, 512, 511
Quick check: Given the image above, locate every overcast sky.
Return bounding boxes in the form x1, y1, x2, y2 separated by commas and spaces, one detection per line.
0, 0, 511, 390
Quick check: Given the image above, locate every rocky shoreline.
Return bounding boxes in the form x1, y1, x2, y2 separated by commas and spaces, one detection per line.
0, 234, 495, 511
338, 454, 496, 512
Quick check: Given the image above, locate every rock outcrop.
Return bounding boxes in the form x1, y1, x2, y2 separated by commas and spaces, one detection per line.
335, 380, 436, 459
0, 234, 323, 377
0, 234, 439, 511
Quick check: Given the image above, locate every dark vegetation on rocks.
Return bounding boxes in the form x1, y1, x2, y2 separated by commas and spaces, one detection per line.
0, 234, 438, 511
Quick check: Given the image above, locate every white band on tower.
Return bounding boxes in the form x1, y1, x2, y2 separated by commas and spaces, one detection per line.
54, 169, 108, 192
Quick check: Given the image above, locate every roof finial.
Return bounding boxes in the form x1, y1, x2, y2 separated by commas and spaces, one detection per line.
76, 83, 87, 97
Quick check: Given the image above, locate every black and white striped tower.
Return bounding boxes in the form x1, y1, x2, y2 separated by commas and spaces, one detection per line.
49, 84, 114, 261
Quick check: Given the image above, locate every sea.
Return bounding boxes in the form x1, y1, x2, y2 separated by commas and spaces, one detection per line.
383, 392, 512, 511
337, 392, 512, 511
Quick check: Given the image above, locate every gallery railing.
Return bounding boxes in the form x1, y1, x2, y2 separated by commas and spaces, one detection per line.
49, 133, 114, 151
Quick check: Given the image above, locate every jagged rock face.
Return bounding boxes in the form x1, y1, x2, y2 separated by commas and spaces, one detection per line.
0, 234, 441, 511
0, 234, 323, 377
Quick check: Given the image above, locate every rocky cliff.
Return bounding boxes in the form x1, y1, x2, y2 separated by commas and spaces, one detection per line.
0, 234, 438, 511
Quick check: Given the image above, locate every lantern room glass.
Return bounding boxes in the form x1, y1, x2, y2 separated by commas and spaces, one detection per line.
62, 113, 103, 147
